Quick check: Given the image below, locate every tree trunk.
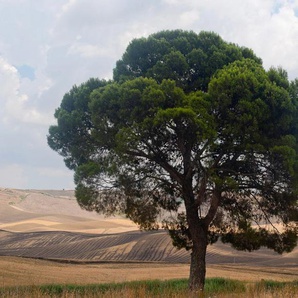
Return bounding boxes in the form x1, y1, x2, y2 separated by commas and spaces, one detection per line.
188, 225, 208, 292
182, 178, 210, 293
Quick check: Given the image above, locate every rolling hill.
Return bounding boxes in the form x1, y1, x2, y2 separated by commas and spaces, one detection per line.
0, 188, 297, 267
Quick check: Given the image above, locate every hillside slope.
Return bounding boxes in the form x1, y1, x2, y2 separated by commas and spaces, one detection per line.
0, 188, 297, 267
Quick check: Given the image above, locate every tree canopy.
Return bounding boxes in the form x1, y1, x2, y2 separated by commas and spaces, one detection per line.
48, 30, 298, 292
114, 30, 262, 92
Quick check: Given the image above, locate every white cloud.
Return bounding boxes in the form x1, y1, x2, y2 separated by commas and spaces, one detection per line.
179, 10, 200, 27
67, 42, 114, 58
59, 0, 76, 17
0, 57, 53, 126
262, 5, 298, 76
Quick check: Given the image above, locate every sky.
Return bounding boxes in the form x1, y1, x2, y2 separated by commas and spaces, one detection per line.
1, 0, 298, 190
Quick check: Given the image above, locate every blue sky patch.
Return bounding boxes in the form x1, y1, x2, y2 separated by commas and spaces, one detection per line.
16, 64, 35, 80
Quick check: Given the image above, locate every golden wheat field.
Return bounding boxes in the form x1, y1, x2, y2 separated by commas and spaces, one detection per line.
0, 188, 297, 287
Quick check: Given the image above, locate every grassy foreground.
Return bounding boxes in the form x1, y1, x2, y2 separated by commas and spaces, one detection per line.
0, 278, 297, 297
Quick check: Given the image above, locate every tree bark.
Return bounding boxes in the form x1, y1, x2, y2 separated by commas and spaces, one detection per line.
184, 186, 208, 293
182, 173, 210, 293
188, 224, 208, 292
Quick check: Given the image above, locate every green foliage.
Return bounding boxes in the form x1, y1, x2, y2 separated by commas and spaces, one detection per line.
222, 224, 298, 253
48, 78, 109, 170
114, 30, 262, 92
163, 213, 193, 250
204, 277, 246, 294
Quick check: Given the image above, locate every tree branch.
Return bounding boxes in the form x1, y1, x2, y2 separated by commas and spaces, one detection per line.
203, 189, 221, 227
125, 149, 183, 184
194, 174, 207, 208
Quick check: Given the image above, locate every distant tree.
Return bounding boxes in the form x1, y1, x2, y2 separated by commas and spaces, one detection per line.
48, 30, 298, 292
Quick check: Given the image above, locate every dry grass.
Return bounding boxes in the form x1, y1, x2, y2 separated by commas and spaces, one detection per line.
0, 256, 296, 288
0, 279, 297, 298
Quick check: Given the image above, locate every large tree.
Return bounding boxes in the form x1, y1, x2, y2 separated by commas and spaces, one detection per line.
48, 30, 298, 292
